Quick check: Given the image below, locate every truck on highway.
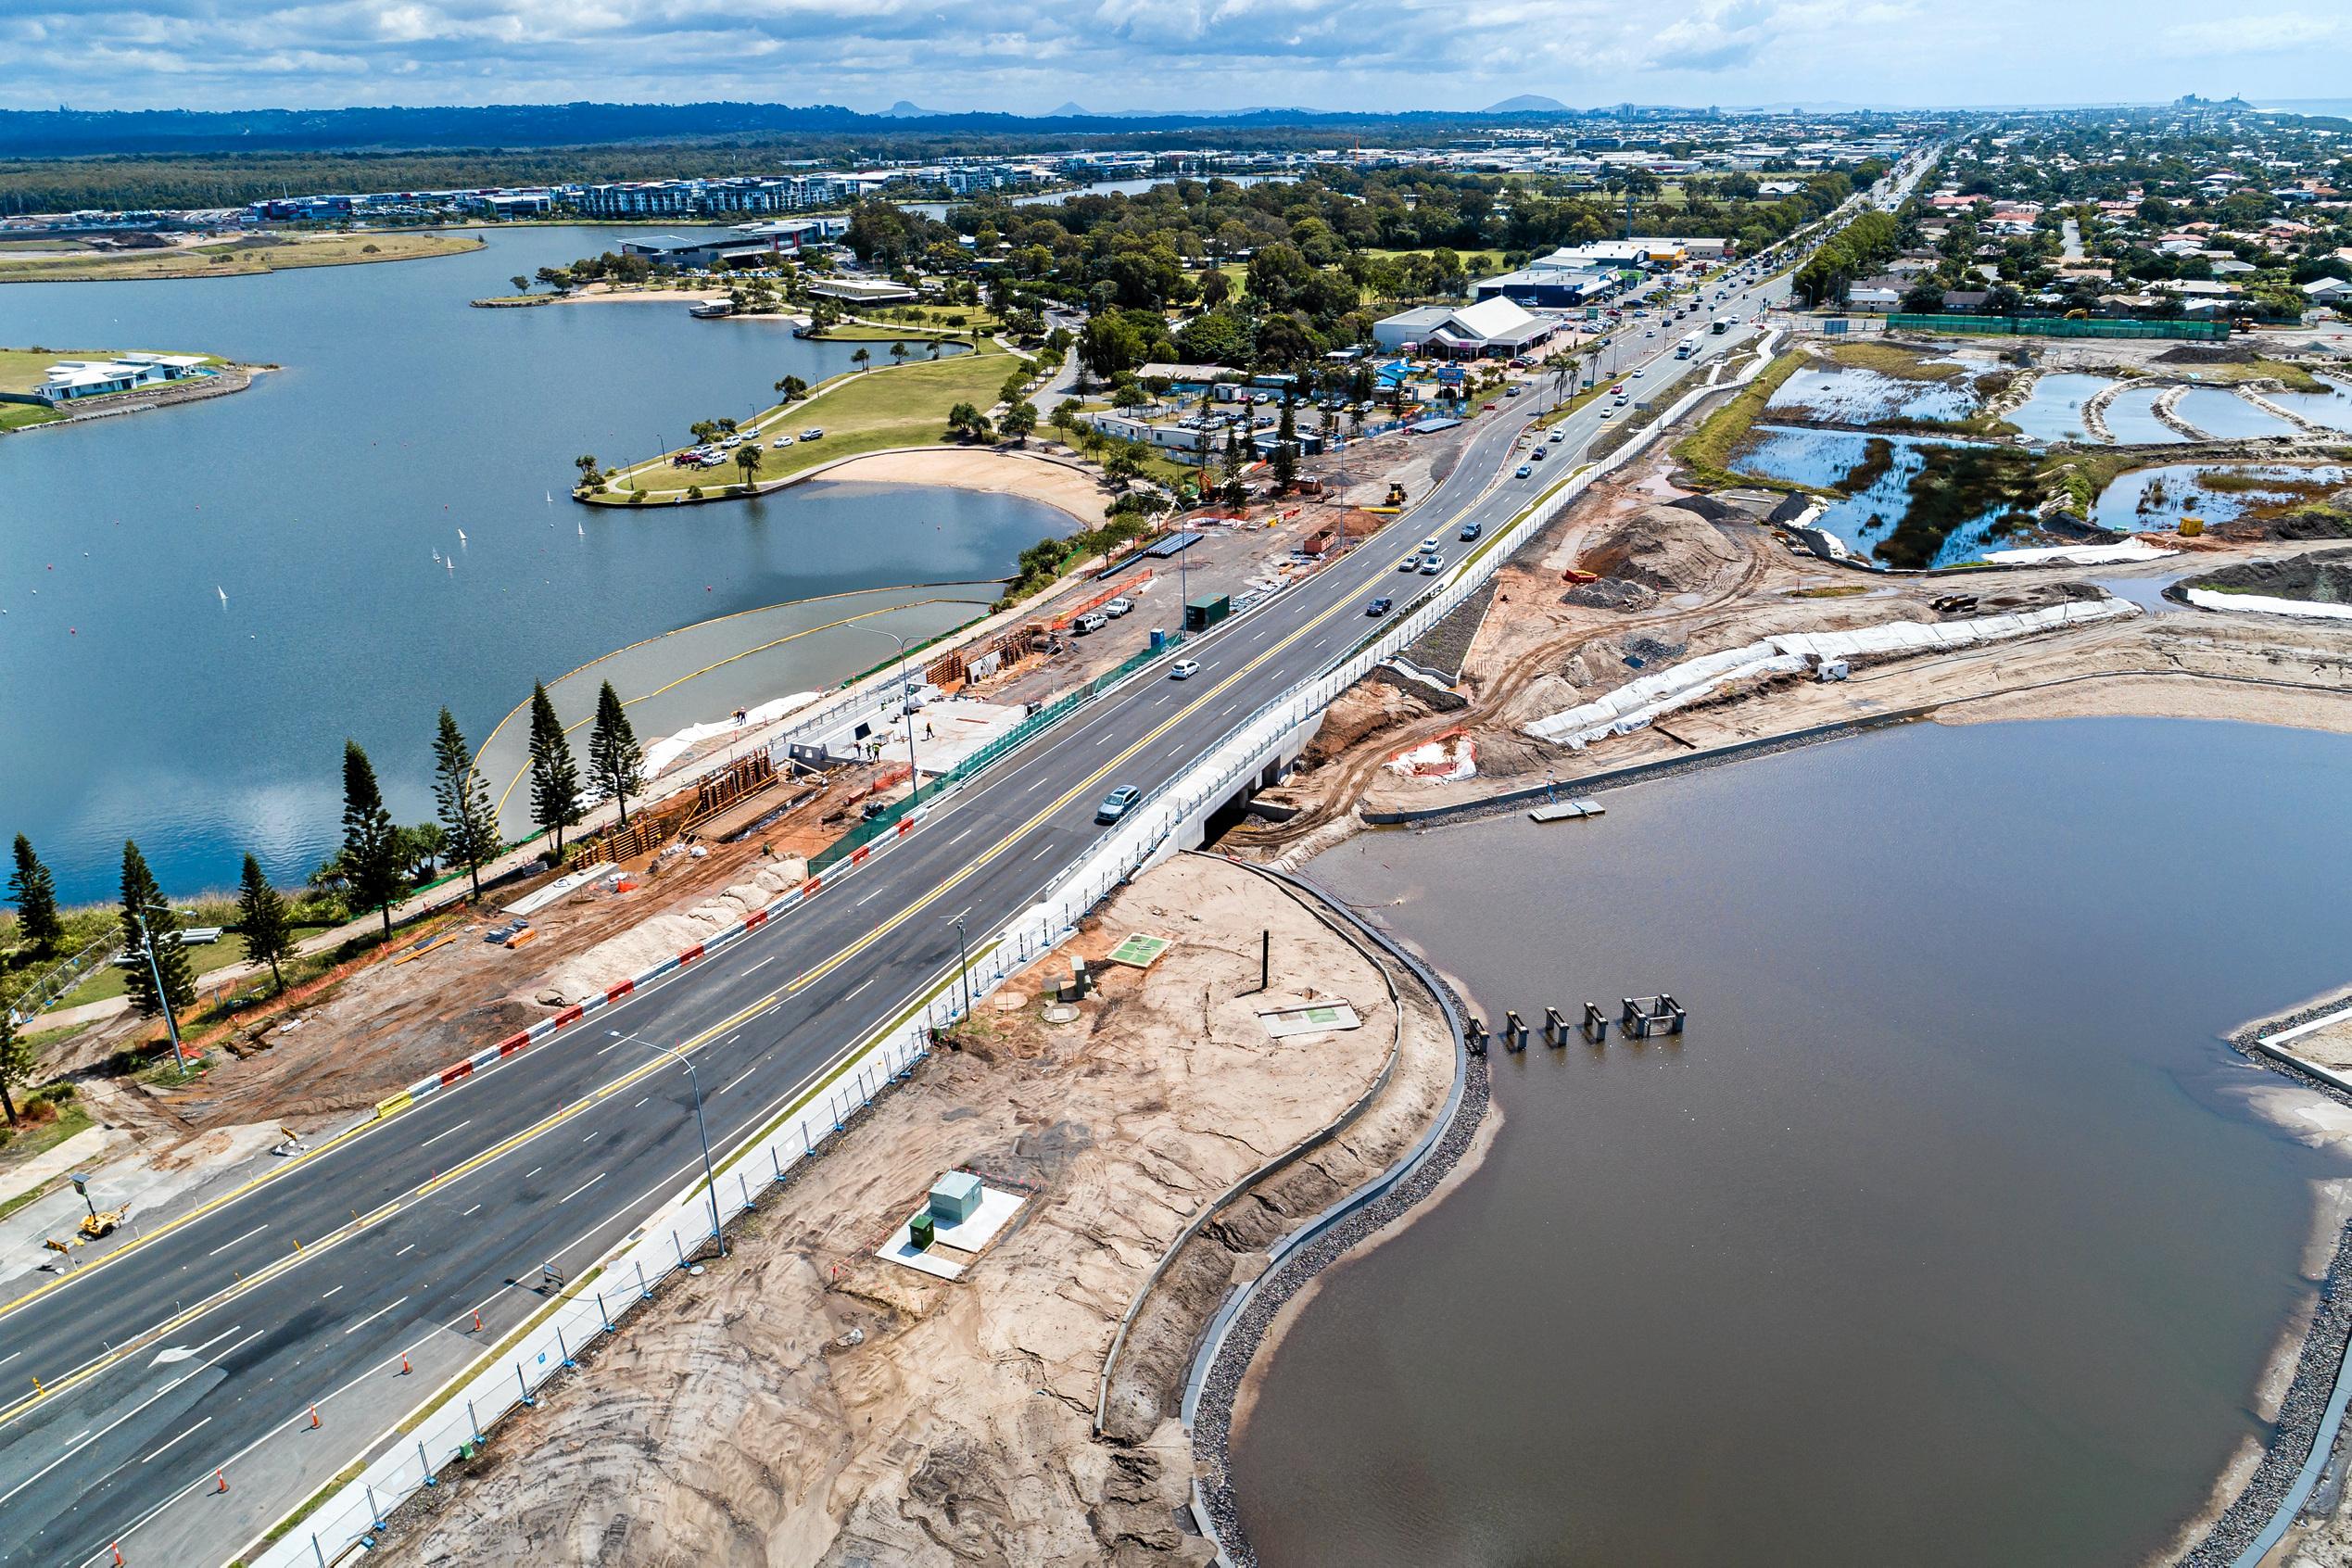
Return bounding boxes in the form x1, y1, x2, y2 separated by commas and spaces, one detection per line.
1710, 317, 1731, 335
1675, 334, 1701, 360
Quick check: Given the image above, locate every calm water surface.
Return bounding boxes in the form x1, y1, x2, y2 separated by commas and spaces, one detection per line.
0, 227, 1065, 900
1234, 718, 2352, 1568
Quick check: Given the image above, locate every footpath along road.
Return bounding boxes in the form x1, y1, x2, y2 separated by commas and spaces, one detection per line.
0, 259, 1811, 1568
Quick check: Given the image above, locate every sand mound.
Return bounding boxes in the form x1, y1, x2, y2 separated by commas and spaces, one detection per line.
1576, 503, 1744, 595
541, 858, 808, 1004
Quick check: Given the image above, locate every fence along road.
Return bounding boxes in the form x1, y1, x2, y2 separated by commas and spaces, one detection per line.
0, 272, 1802, 1568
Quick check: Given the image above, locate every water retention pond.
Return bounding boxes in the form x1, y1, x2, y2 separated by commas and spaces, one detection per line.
1232, 717, 2352, 1568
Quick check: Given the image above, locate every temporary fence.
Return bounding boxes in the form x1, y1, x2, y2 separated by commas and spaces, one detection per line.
807, 629, 1186, 876
1887, 312, 2232, 342
244, 333, 1778, 1568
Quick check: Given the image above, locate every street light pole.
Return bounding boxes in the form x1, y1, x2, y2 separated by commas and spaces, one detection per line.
639, 1041, 726, 1256
952, 914, 972, 1021
131, 906, 187, 1075
852, 625, 920, 805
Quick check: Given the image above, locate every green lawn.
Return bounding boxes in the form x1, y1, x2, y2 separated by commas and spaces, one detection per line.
596, 341, 1033, 503
0, 346, 229, 431
0, 230, 479, 284
52, 920, 335, 1008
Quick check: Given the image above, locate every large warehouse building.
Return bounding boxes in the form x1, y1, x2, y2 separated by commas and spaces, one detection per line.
1371, 297, 1566, 358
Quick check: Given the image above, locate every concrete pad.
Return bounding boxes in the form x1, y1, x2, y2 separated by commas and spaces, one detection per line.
1258, 1002, 1365, 1040
875, 1184, 1026, 1280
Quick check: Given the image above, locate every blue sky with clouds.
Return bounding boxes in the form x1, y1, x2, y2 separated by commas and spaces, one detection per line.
1, 0, 2346, 113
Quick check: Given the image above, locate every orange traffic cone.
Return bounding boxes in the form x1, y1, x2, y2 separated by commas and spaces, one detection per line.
472, 1309, 483, 1333
308, 1405, 321, 1430
215, 1469, 228, 1495
399, 1352, 412, 1375
110, 1546, 124, 1566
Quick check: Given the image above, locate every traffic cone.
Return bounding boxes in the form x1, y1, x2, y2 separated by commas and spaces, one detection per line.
110, 1546, 123, 1566
399, 1352, 411, 1375
215, 1469, 228, 1494
472, 1309, 483, 1333
309, 1405, 321, 1430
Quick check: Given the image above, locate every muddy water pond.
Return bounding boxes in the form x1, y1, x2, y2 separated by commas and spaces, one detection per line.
1233, 718, 2352, 1568
2093, 463, 2350, 533
1732, 425, 2030, 568
2004, 371, 2116, 445
1766, 363, 1979, 424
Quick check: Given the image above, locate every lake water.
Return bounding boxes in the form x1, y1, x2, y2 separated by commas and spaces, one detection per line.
1766, 364, 1977, 424
0, 227, 1069, 903
1234, 718, 2352, 1568
2004, 372, 2112, 445
2270, 376, 2352, 435
2093, 463, 2349, 533
2106, 386, 2193, 445
2177, 387, 2295, 441
1734, 425, 2015, 567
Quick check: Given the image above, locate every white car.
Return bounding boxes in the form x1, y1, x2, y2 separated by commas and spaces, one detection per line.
1419, 537, 1439, 552
771, 435, 795, 449
1170, 659, 1200, 679
1103, 596, 1134, 618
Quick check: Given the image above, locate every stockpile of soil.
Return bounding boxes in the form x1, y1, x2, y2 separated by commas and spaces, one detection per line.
2181, 547, 2352, 606
1576, 503, 1744, 595
1562, 577, 1657, 612
1296, 666, 1462, 770
2155, 343, 2261, 367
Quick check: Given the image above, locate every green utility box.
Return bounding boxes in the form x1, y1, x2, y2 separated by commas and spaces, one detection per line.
910, 1213, 936, 1250
1184, 594, 1231, 632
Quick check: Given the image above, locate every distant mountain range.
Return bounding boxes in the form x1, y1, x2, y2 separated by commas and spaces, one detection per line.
1483, 95, 1572, 113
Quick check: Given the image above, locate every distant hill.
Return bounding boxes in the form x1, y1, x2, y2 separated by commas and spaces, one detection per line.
1046, 101, 1094, 118
879, 100, 945, 119
1483, 95, 1572, 114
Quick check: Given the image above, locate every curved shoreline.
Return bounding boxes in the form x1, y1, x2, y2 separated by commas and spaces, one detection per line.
587, 441, 1109, 526
1184, 872, 1488, 1567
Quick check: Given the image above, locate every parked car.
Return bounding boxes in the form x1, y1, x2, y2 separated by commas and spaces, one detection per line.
1367, 596, 1393, 616
1170, 658, 1200, 680
1515, 463, 1533, 477
800, 427, 825, 440
1073, 612, 1106, 634
1460, 522, 1483, 541
771, 436, 794, 449
1102, 597, 1134, 618
1095, 785, 1142, 824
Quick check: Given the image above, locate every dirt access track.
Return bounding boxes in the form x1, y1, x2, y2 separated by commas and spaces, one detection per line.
372, 852, 1454, 1568
1229, 437, 2352, 862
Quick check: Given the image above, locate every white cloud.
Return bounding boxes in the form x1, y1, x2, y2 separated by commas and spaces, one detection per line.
2162, 9, 2347, 53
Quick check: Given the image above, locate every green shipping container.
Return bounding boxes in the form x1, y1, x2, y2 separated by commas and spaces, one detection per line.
1184, 594, 1231, 632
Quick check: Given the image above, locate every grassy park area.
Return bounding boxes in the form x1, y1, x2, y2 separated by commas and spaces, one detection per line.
0, 346, 231, 431
590, 339, 1037, 503
0, 229, 481, 283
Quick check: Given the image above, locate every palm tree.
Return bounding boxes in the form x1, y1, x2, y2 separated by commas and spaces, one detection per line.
735, 445, 764, 487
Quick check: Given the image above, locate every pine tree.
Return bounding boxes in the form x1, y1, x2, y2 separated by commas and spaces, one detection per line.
1271, 392, 1299, 492
236, 854, 293, 992
120, 840, 194, 1020
588, 682, 646, 828
526, 682, 585, 857
0, 1001, 32, 1126
7, 835, 63, 957
432, 708, 500, 901
339, 740, 405, 942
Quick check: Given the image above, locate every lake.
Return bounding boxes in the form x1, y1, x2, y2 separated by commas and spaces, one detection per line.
1233, 717, 2352, 1568
0, 227, 1069, 903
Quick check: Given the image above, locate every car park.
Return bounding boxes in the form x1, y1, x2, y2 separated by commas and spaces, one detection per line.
1170, 658, 1200, 679
1367, 595, 1392, 616
1095, 785, 1142, 824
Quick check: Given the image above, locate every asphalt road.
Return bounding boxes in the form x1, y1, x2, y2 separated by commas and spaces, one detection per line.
0, 205, 1856, 1568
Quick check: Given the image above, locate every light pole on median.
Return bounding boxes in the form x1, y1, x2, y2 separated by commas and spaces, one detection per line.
130, 904, 187, 1075
638, 1040, 726, 1256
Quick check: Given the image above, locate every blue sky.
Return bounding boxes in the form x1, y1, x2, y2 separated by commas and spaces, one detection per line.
1, 0, 2346, 114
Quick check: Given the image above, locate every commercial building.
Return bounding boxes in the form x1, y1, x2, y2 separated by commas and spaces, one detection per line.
1372, 297, 1566, 358
807, 276, 920, 305
27, 353, 213, 404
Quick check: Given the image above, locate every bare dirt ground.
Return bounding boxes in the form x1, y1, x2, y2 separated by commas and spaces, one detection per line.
1226, 439, 2352, 866
373, 852, 1453, 1568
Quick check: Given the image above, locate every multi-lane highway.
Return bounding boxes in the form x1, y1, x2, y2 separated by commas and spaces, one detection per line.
0, 201, 1862, 1566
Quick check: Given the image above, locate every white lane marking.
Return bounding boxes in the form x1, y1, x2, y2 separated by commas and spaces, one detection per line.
461, 1203, 481, 1217
320, 1285, 343, 1300
138, 1416, 210, 1466
856, 886, 884, 906
558, 1173, 606, 1206
525, 1166, 540, 1179
716, 1065, 758, 1095
343, 1296, 409, 1335
0, 1363, 203, 1509
0, 1351, 17, 1367
842, 977, 877, 1002
947, 828, 971, 847
1026, 775, 1048, 791
594, 1031, 638, 1056
418, 1119, 473, 1149
633, 1095, 650, 1107
207, 1223, 269, 1258
739, 955, 775, 977
1031, 843, 1054, 861
1094, 729, 1115, 745
395, 1244, 415, 1258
